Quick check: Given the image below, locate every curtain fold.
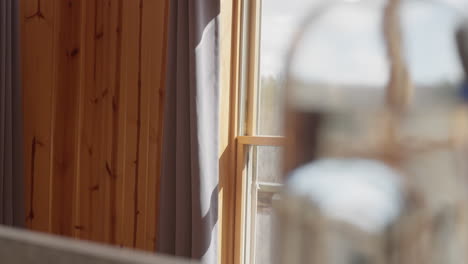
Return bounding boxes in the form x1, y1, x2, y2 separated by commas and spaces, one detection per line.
0, 0, 25, 227
157, 0, 220, 263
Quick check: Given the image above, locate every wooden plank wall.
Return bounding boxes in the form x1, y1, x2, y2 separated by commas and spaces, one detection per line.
20, 0, 168, 251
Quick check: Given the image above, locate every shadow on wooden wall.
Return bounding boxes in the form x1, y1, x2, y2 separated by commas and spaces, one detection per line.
20, 0, 168, 251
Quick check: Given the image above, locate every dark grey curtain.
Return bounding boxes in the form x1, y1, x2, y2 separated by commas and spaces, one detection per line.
157, 0, 219, 263
0, 0, 24, 227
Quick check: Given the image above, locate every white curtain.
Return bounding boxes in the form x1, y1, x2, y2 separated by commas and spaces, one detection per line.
157, 0, 219, 263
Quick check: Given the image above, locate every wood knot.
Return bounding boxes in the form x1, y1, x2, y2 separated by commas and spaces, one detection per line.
27, 210, 35, 220
101, 89, 109, 98
91, 89, 108, 104
105, 162, 116, 179
25, 11, 45, 21
95, 32, 104, 40
33, 136, 45, 147
158, 89, 165, 98
112, 96, 118, 112
68, 48, 80, 57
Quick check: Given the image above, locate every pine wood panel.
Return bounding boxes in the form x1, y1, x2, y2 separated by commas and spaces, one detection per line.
21, 0, 57, 233
75, 0, 96, 241
137, 0, 168, 251
117, 0, 140, 248
50, 0, 83, 238
20, 0, 168, 251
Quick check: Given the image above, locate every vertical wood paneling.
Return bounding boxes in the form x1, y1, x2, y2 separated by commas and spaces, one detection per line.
21, 0, 57, 233
101, 0, 121, 245
88, 0, 106, 242
111, 0, 124, 246
135, 0, 150, 249
75, 0, 96, 241
116, 0, 140, 248
20, 0, 168, 251
76, 0, 120, 244
138, 0, 168, 251
50, 0, 83, 237
114, 0, 128, 247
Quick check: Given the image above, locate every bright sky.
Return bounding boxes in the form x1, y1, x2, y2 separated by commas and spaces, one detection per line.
260, 0, 468, 86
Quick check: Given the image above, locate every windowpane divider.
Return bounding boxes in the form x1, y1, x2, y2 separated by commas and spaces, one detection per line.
234, 136, 284, 264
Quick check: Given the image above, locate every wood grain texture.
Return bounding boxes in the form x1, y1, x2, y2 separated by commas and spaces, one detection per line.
219, 0, 241, 263
50, 0, 82, 238
138, 0, 168, 251
20, 0, 168, 251
21, 0, 57, 233
117, 0, 140, 249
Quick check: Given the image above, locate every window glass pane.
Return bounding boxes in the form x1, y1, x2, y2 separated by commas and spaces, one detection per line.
257, 0, 318, 135
254, 193, 277, 264
244, 145, 283, 264
256, 145, 282, 184
259, 0, 465, 123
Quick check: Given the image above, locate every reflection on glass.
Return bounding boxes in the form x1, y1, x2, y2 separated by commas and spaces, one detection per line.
258, 0, 320, 135
254, 195, 276, 264
401, 0, 464, 106
256, 146, 283, 184
402, 1, 463, 86
287, 158, 403, 233
259, 0, 467, 121
289, 2, 389, 112
278, 0, 468, 263
245, 145, 283, 264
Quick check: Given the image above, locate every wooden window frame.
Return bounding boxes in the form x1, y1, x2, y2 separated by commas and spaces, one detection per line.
220, 0, 285, 263
234, 136, 284, 264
